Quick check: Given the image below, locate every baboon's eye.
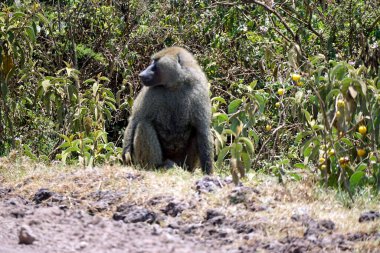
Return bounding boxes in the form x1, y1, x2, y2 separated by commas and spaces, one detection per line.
151, 60, 158, 71
177, 55, 182, 66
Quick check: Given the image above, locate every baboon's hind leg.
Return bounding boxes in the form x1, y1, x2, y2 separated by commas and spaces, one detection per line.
184, 135, 200, 172
133, 122, 163, 168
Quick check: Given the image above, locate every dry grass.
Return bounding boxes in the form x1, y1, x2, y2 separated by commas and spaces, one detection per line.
1, 154, 379, 251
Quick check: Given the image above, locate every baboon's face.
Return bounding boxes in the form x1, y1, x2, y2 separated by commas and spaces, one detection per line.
139, 54, 183, 88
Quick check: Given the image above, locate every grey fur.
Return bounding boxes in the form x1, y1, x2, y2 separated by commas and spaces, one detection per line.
122, 47, 213, 174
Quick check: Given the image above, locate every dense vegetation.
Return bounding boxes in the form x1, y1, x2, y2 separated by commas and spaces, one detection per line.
1, 0, 380, 193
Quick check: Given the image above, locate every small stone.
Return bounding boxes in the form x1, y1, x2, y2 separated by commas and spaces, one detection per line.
161, 201, 189, 217
33, 188, 54, 204
359, 211, 380, 223
18, 225, 37, 245
205, 209, 225, 225
75, 241, 88, 250
319, 219, 335, 230
113, 204, 157, 224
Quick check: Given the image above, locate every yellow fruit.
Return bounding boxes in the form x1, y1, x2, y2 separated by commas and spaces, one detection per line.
358, 125, 367, 135
357, 149, 366, 157
275, 102, 281, 108
337, 100, 345, 108
265, 125, 272, 131
292, 74, 301, 82
320, 165, 327, 170
336, 111, 341, 117
339, 156, 349, 167
319, 157, 326, 164
277, 88, 285, 96
328, 149, 335, 156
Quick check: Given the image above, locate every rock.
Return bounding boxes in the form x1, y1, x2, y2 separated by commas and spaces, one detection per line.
18, 225, 37, 245
148, 195, 175, 206
33, 188, 54, 204
229, 186, 260, 204
195, 176, 224, 193
75, 241, 88, 250
161, 201, 189, 217
359, 211, 380, 222
247, 203, 267, 212
0, 187, 12, 198
125, 172, 144, 181
205, 209, 225, 225
319, 219, 335, 230
113, 204, 157, 224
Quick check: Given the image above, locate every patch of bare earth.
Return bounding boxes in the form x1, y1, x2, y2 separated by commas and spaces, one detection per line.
0, 156, 379, 253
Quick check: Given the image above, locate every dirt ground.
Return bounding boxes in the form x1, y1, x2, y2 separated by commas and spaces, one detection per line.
0, 157, 380, 253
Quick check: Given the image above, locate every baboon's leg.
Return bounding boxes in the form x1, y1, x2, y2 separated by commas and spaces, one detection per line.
184, 135, 200, 172
133, 122, 163, 168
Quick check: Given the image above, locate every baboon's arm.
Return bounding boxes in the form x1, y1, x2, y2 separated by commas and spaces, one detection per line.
196, 125, 213, 174
122, 119, 137, 164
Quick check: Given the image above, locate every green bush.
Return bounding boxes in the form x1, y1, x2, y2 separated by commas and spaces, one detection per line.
1, 0, 379, 192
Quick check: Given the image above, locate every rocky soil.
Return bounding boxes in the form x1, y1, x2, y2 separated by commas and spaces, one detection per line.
0, 164, 379, 253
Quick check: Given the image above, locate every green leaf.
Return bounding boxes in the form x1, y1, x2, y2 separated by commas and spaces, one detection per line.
294, 163, 306, 169
11, 12, 25, 20
222, 129, 235, 137
216, 146, 230, 168
354, 79, 367, 96
295, 90, 304, 104
59, 134, 71, 143
330, 63, 347, 81
228, 99, 242, 114
230, 143, 243, 158
340, 138, 353, 147
241, 152, 252, 170
22, 145, 37, 160
349, 171, 366, 189
92, 82, 99, 96
355, 163, 367, 171
61, 151, 69, 164
237, 137, 254, 154
58, 142, 71, 149
25, 26, 36, 43
326, 89, 340, 102
213, 112, 229, 123
37, 13, 49, 24
1, 82, 9, 98
41, 80, 51, 92
303, 146, 313, 158
84, 78, 96, 84
295, 131, 311, 143
99, 76, 110, 82
211, 96, 227, 104
289, 173, 302, 181
341, 77, 352, 91
103, 108, 112, 121
301, 109, 312, 124
254, 93, 266, 113
119, 101, 130, 110
309, 54, 325, 65
105, 101, 117, 111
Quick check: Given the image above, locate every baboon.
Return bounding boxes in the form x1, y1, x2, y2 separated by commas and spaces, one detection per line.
122, 46, 213, 174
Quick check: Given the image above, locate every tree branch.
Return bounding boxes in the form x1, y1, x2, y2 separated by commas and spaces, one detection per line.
242, 0, 296, 40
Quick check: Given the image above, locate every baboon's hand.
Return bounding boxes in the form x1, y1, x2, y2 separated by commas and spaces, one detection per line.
203, 161, 213, 175
122, 150, 132, 165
